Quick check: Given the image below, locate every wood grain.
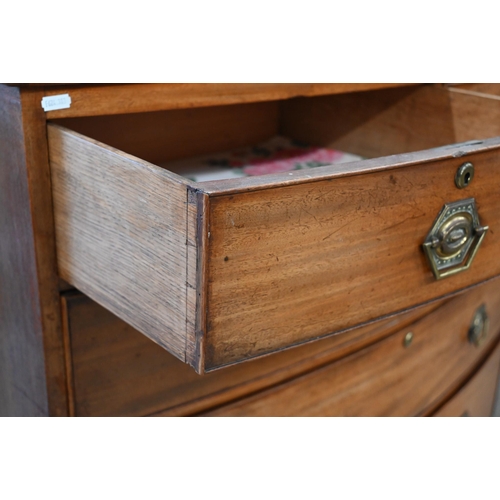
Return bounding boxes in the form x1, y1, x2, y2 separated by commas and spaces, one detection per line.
62, 291, 440, 416
434, 341, 500, 417
41, 83, 416, 119
19, 90, 70, 416
205, 145, 500, 369
185, 188, 209, 370
448, 85, 500, 143
48, 124, 196, 366
53, 101, 280, 165
185, 189, 199, 367
280, 85, 456, 158
0, 85, 69, 416
205, 278, 500, 416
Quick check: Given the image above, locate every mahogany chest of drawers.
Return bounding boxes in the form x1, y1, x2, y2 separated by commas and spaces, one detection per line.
1, 83, 499, 416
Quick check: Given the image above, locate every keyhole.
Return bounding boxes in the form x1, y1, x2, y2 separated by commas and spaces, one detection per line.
455, 162, 474, 189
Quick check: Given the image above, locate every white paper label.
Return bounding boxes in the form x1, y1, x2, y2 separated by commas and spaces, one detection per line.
41, 94, 72, 112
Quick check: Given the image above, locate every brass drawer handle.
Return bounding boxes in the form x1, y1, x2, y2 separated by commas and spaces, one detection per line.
423, 198, 488, 280
468, 304, 489, 347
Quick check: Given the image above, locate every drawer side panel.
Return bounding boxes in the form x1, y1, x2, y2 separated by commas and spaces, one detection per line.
48, 125, 191, 363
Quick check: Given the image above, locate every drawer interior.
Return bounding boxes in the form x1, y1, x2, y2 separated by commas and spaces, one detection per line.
52, 84, 500, 184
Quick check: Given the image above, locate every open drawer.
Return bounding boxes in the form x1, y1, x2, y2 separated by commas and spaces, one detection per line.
48, 84, 500, 373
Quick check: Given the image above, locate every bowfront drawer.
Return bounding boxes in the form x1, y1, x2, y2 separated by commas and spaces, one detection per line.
63, 291, 439, 416
433, 341, 500, 417
48, 84, 500, 373
204, 277, 500, 416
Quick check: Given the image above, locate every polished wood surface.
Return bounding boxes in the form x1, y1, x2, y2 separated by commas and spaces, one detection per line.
63, 292, 440, 416
19, 90, 70, 416
40, 83, 415, 119
205, 278, 500, 416
205, 146, 500, 368
434, 341, 500, 417
0, 85, 68, 416
48, 124, 194, 366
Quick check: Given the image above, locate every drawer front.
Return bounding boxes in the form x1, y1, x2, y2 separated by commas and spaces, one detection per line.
433, 341, 500, 417
62, 291, 437, 416
204, 278, 500, 416
204, 145, 500, 369
48, 95, 500, 373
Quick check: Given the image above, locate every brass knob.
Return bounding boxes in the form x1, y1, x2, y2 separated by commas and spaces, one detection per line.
468, 305, 489, 347
423, 198, 488, 280
403, 331, 414, 348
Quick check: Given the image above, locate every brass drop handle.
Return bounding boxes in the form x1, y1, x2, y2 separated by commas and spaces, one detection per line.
423, 198, 488, 280
428, 214, 487, 257
468, 305, 489, 347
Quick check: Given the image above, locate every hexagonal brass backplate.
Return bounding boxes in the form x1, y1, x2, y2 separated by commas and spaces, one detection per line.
422, 198, 488, 280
